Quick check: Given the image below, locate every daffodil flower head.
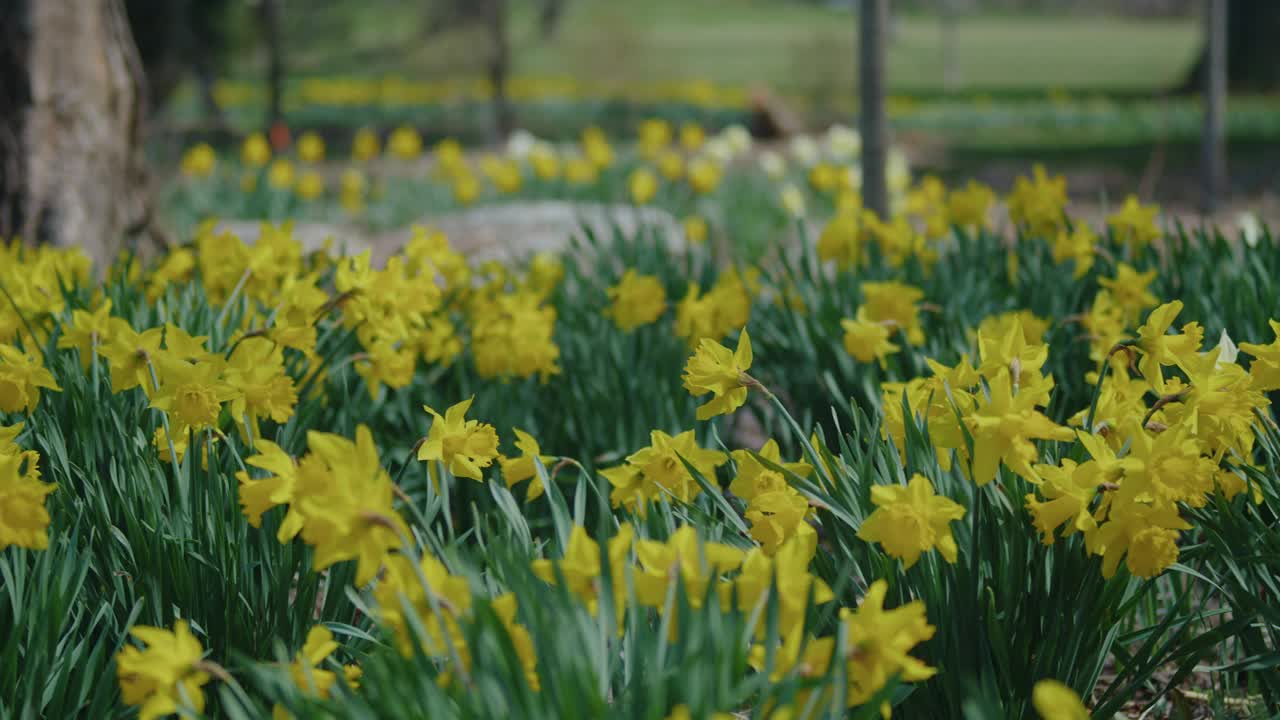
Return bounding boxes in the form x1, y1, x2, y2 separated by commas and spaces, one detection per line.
418, 397, 500, 481
499, 428, 556, 501
1032, 679, 1090, 720
682, 328, 754, 420
116, 619, 210, 720
857, 473, 965, 568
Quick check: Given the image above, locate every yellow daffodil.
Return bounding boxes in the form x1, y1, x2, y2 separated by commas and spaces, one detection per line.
1033, 679, 1089, 720
418, 397, 500, 481
500, 429, 556, 501
682, 329, 753, 420
857, 474, 965, 568
1106, 194, 1161, 250
116, 620, 211, 720
605, 270, 667, 332
294, 425, 408, 585
0, 345, 60, 413
0, 445, 55, 550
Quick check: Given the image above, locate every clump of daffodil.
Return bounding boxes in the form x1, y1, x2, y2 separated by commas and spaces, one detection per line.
419, 397, 500, 481
858, 474, 965, 568
469, 290, 561, 381
116, 620, 214, 720
605, 270, 667, 332
225, 337, 298, 439
682, 328, 755, 420
963, 368, 1074, 485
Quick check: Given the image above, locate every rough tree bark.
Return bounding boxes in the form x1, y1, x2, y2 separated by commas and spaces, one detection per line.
19, 0, 151, 262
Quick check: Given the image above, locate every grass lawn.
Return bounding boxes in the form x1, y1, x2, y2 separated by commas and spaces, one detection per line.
262, 0, 1202, 96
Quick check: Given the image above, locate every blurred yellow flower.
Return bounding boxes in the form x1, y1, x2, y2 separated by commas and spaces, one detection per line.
605, 269, 667, 331
116, 620, 210, 720
1032, 679, 1089, 720
297, 131, 325, 163
242, 132, 271, 167
352, 127, 381, 162
181, 143, 217, 178
629, 167, 658, 205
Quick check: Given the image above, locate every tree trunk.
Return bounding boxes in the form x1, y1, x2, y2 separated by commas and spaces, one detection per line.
4, 0, 151, 262
484, 0, 515, 140
0, 0, 33, 239
260, 0, 284, 128
1201, 0, 1227, 214
1179, 0, 1280, 92
859, 0, 890, 219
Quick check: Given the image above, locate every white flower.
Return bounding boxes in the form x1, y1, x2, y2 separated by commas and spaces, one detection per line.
826, 124, 861, 161
887, 149, 911, 191
1213, 329, 1239, 369
758, 150, 787, 179
789, 136, 820, 167
844, 165, 863, 190
722, 124, 753, 154
506, 129, 537, 158
1237, 212, 1262, 248
703, 137, 733, 164
779, 184, 806, 217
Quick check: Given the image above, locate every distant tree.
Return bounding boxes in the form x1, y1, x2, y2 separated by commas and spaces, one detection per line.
258, 0, 284, 128
423, 0, 569, 138
859, 0, 889, 218
1179, 0, 1280, 92
124, 0, 235, 120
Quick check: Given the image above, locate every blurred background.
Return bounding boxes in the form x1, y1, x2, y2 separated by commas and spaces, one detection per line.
3, 0, 1278, 256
